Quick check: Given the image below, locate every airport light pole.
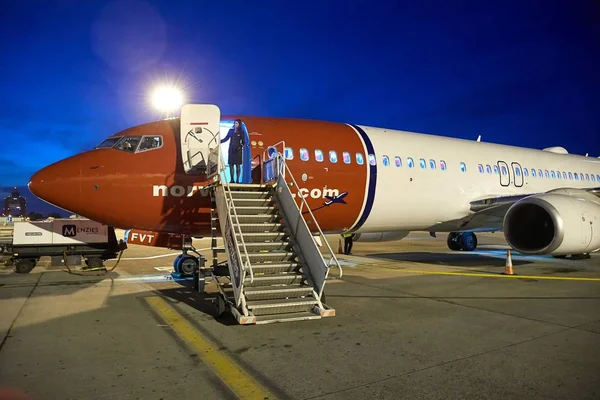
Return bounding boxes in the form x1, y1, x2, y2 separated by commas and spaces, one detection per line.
151, 86, 184, 119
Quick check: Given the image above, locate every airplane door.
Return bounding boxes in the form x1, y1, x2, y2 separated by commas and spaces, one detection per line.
180, 104, 221, 175
497, 161, 510, 187
511, 162, 524, 187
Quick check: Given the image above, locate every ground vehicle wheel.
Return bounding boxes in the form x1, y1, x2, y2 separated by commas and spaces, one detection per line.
85, 257, 104, 268
459, 232, 478, 251
177, 255, 199, 276
215, 294, 226, 317
447, 232, 462, 251
15, 258, 35, 274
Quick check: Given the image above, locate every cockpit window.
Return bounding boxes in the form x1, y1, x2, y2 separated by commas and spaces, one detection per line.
114, 136, 141, 153
137, 136, 163, 152
95, 137, 121, 149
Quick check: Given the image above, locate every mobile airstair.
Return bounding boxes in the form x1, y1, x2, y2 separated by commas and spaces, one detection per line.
207, 146, 343, 325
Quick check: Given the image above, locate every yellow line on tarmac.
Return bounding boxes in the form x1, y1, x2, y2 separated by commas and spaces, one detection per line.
388, 269, 600, 282
145, 296, 275, 399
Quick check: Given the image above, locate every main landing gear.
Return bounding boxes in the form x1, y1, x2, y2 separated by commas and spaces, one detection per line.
447, 232, 478, 251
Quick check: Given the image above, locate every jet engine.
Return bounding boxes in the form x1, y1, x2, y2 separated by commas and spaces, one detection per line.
503, 191, 600, 256
353, 231, 410, 242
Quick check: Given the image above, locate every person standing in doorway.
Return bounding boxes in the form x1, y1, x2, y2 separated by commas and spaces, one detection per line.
221, 119, 247, 183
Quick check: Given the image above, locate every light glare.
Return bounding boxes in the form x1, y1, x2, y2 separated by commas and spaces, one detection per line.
151, 86, 183, 112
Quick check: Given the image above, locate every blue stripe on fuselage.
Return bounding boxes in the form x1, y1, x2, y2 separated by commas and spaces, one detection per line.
349, 124, 376, 231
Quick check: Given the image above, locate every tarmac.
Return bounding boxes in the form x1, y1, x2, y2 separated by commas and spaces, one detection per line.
1, 232, 599, 400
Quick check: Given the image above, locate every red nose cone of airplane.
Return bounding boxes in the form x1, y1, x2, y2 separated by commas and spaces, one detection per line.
28, 156, 88, 213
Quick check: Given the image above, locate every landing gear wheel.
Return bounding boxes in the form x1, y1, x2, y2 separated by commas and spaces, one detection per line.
459, 232, 478, 252
447, 233, 462, 251
15, 259, 35, 274
178, 255, 199, 276
215, 294, 226, 317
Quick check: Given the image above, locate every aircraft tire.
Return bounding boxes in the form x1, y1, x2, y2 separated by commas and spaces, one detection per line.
215, 294, 226, 317
459, 232, 478, 251
447, 233, 462, 251
179, 255, 199, 276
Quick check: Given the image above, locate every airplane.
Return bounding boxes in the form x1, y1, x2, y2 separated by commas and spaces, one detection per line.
27, 104, 600, 269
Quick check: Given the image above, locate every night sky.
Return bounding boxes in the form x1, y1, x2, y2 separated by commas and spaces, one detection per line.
1, 0, 599, 214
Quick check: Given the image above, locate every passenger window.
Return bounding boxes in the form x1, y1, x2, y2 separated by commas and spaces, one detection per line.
493, 165, 499, 174
501, 166, 507, 176
329, 150, 338, 163
300, 148, 309, 161
356, 153, 364, 165
544, 170, 549, 178
523, 168, 529, 177
580, 173, 585, 181
538, 169, 543, 177
315, 150, 324, 162
562, 172, 567, 179
137, 136, 162, 152
440, 160, 447, 171
557, 171, 561, 180
516, 167, 522, 176
550, 171, 555, 179
368, 154, 376, 166
592, 174, 596, 182
395, 156, 402, 167
382, 155, 390, 167
343, 152, 351, 164
407, 157, 414, 168
575, 173, 579, 181
531, 169, 536, 177
114, 136, 141, 153
597, 174, 600, 182
568, 172, 573, 180
460, 162, 467, 172
486, 165, 492, 174
429, 159, 436, 170
419, 158, 426, 169
284, 147, 294, 160
478, 164, 484, 174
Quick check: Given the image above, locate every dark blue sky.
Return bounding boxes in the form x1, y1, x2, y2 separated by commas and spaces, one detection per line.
1, 0, 599, 213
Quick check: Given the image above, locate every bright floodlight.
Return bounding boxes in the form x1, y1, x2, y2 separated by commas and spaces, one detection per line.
151, 86, 183, 112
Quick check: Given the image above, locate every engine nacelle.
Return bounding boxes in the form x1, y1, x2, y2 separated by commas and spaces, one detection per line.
353, 231, 410, 242
503, 192, 600, 255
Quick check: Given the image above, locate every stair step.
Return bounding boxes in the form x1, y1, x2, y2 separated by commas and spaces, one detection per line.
235, 214, 281, 224
237, 223, 285, 233
251, 263, 301, 274
227, 183, 272, 191
235, 232, 287, 242
228, 190, 272, 199
247, 298, 319, 316
230, 198, 274, 207
254, 311, 321, 324
243, 273, 304, 286
229, 206, 277, 215
244, 285, 314, 301
243, 251, 295, 263
243, 241, 291, 252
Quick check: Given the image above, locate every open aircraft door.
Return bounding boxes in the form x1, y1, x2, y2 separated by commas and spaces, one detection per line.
180, 104, 221, 176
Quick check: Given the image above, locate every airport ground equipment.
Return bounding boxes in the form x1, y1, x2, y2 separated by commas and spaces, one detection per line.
206, 145, 343, 325
6, 218, 121, 274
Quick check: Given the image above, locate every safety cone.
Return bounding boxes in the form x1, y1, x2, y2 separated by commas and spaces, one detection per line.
502, 249, 515, 275
338, 238, 343, 254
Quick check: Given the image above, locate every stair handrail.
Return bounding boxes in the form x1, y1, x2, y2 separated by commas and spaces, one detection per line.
272, 152, 343, 299
216, 151, 255, 287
